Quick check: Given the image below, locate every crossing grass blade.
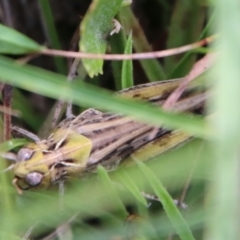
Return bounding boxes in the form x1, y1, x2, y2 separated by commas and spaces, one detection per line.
0, 56, 207, 138
135, 159, 195, 240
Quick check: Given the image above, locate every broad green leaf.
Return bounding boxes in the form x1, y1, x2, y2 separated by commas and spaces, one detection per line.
0, 24, 42, 54
80, 0, 123, 77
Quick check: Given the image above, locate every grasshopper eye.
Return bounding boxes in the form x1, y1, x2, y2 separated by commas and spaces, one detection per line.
25, 172, 43, 186
17, 148, 34, 161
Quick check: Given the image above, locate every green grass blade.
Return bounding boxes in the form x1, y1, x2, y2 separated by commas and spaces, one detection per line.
206, 1, 240, 239
0, 24, 42, 54
38, 0, 67, 74
0, 56, 207, 138
120, 6, 166, 80
97, 166, 128, 218
136, 160, 195, 240
0, 139, 28, 152
117, 170, 148, 207
164, 1, 205, 77
121, 32, 133, 89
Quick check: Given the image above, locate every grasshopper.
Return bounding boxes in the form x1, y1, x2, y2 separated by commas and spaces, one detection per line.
11, 78, 206, 193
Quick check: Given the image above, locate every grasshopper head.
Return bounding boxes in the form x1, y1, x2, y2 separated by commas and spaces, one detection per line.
13, 129, 93, 193
13, 143, 52, 192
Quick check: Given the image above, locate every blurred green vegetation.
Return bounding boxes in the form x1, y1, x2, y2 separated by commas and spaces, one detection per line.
0, 0, 239, 239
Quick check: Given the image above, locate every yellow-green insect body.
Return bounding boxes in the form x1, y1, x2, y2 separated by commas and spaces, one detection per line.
12, 79, 206, 192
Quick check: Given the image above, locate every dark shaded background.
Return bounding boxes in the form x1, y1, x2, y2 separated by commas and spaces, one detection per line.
0, 0, 206, 132
0, 0, 175, 73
